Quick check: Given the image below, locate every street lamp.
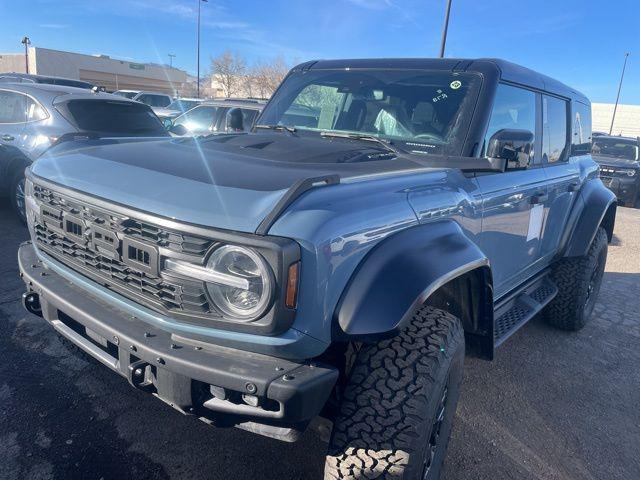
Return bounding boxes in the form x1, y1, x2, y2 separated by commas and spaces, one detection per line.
168, 53, 176, 69
439, 0, 453, 58
609, 52, 630, 135
197, 0, 208, 98
21, 36, 31, 74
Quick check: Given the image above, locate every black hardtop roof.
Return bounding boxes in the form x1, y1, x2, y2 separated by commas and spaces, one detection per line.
294, 58, 589, 104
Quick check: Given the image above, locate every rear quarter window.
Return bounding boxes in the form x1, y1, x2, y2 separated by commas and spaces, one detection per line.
61, 100, 167, 136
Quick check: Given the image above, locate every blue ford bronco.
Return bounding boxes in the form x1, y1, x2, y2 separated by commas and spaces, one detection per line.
19, 58, 616, 479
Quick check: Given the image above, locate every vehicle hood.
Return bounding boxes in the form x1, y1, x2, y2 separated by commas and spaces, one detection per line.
592, 154, 640, 169
31, 134, 427, 233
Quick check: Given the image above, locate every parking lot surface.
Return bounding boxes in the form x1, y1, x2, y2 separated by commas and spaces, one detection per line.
1, 201, 639, 480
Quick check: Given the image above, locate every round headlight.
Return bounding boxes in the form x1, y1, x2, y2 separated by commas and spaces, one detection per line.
626, 169, 637, 177
206, 245, 272, 320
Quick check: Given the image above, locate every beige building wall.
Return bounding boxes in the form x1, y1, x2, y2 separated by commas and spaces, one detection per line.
0, 47, 187, 95
592, 102, 640, 138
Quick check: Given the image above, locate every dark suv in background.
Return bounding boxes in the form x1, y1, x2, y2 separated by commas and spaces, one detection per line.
0, 83, 168, 221
592, 134, 640, 207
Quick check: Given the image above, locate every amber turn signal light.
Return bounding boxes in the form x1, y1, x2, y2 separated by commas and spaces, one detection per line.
285, 262, 300, 309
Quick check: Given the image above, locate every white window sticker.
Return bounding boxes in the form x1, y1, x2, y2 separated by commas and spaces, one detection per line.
527, 204, 544, 242
450, 80, 462, 90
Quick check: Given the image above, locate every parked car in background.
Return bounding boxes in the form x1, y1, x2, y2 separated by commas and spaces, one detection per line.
18, 58, 615, 479
592, 134, 640, 207
0, 83, 169, 221
152, 97, 204, 121
113, 90, 172, 108
0, 72, 101, 90
165, 98, 264, 136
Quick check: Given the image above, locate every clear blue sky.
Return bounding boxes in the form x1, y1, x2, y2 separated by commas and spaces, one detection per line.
1, 0, 639, 103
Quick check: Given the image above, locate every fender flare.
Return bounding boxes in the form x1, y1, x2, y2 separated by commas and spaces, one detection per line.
561, 178, 616, 258
334, 220, 490, 342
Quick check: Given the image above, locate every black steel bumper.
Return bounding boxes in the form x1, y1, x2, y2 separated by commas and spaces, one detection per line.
18, 242, 338, 440
601, 175, 640, 207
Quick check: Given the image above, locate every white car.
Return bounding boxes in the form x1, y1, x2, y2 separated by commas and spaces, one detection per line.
113, 90, 172, 108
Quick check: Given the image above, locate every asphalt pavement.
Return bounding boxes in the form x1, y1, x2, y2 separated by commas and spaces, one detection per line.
1, 200, 639, 480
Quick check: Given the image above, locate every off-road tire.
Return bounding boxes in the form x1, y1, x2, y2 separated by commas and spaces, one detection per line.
544, 227, 608, 331
325, 306, 464, 480
9, 168, 27, 224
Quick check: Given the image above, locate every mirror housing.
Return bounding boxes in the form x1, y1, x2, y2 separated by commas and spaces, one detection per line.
162, 118, 173, 129
169, 124, 188, 136
486, 129, 534, 170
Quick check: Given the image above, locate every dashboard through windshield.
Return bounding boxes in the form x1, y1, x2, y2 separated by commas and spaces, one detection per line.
258, 69, 481, 156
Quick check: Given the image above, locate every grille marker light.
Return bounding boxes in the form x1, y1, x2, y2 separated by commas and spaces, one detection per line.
164, 258, 249, 290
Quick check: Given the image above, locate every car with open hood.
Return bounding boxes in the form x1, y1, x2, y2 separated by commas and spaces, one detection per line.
18, 58, 615, 479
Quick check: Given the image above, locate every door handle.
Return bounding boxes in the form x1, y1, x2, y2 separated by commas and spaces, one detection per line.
530, 192, 548, 204
1, 134, 15, 142
567, 182, 580, 192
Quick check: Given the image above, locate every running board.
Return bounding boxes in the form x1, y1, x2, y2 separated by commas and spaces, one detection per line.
493, 275, 558, 347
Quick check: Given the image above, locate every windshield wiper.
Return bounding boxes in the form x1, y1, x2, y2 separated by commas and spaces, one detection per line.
319, 131, 405, 156
254, 124, 297, 136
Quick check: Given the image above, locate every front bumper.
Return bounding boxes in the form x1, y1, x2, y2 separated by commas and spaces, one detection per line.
18, 242, 338, 440
601, 175, 640, 207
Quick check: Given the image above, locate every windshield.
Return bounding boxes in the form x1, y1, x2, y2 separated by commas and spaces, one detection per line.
62, 100, 167, 136
258, 69, 481, 156
167, 100, 200, 112
173, 105, 221, 134
592, 137, 639, 161
113, 91, 138, 99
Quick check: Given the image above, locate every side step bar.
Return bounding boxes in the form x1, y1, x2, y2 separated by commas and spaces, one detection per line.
493, 274, 558, 347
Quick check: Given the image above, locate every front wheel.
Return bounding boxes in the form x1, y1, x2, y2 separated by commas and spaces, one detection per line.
9, 169, 27, 224
325, 306, 464, 480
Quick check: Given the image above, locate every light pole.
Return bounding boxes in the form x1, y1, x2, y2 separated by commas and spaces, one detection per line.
197, 0, 207, 98
21, 36, 31, 74
439, 0, 453, 58
609, 52, 630, 135
168, 53, 176, 69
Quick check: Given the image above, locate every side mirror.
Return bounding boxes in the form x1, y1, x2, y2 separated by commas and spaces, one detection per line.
486, 129, 534, 170
169, 124, 188, 136
162, 118, 173, 129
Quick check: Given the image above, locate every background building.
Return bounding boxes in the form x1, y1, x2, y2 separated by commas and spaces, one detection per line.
592, 102, 640, 138
0, 47, 187, 95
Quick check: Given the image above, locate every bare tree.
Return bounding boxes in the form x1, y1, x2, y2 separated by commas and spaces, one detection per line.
252, 56, 289, 99
210, 51, 247, 98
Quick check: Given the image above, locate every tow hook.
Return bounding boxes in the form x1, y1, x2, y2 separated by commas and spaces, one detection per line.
22, 292, 42, 317
127, 359, 153, 391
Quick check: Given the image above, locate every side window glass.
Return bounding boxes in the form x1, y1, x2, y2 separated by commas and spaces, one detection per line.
543, 95, 569, 163
26, 97, 48, 121
0, 91, 27, 123
483, 84, 536, 161
571, 102, 592, 156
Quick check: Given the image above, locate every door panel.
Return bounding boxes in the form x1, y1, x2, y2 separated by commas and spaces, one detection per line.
477, 169, 549, 298
540, 95, 579, 258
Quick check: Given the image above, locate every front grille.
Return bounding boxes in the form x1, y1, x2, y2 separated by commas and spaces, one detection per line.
32, 183, 219, 319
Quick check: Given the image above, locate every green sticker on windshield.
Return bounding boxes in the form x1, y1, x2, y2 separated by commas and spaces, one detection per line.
450, 80, 462, 90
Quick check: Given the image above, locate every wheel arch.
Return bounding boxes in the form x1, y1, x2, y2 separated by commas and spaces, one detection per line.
333, 220, 495, 358
0, 146, 30, 194
561, 179, 617, 258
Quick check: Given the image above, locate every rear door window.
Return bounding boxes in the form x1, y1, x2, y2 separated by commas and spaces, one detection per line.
61, 100, 167, 135
0, 90, 28, 123
571, 101, 592, 156
543, 95, 569, 163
